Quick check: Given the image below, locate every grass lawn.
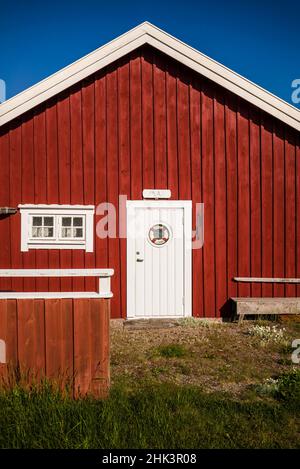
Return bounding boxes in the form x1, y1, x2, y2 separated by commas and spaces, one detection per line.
0, 317, 299, 448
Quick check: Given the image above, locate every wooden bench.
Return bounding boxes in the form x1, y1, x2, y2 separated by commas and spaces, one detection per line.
0, 268, 114, 298
231, 297, 300, 324
232, 277, 300, 323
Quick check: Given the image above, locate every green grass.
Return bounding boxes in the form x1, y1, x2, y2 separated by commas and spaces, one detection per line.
0, 373, 299, 449
276, 369, 300, 400
154, 344, 187, 358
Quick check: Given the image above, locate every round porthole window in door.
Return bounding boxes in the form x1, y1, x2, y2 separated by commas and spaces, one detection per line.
148, 223, 171, 246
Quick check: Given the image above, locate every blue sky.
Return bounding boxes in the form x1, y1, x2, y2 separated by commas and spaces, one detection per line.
1, 0, 299, 105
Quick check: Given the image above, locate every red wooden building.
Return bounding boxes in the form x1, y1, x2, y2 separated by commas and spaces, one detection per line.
0, 22, 299, 319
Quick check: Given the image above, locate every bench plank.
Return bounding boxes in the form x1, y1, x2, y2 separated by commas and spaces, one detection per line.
233, 277, 300, 283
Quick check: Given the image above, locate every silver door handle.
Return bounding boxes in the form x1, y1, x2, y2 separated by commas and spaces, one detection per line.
136, 258, 144, 262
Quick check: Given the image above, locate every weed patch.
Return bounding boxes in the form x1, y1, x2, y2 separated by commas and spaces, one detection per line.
154, 344, 187, 358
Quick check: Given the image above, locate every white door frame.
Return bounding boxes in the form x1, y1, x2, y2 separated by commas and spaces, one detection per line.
126, 200, 192, 318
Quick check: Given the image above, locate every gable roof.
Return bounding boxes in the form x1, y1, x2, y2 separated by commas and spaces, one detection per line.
1, 21, 300, 131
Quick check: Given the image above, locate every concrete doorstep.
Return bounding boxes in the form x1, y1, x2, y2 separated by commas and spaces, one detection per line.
123, 319, 181, 330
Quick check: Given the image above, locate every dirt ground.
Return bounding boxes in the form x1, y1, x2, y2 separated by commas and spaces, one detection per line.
110, 317, 300, 397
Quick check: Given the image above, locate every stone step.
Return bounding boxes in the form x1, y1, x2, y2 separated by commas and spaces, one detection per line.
124, 318, 180, 330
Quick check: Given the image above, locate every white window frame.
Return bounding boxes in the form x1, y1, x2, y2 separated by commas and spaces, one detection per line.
30, 214, 56, 241
19, 205, 95, 252
57, 215, 86, 242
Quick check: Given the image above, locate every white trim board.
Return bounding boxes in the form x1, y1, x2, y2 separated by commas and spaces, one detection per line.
18, 204, 95, 210
0, 22, 299, 131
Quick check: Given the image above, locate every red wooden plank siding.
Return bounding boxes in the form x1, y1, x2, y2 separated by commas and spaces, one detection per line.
177, 70, 191, 200
46, 103, 60, 292
0, 298, 110, 397
126, 52, 142, 318
0, 131, 12, 291
297, 138, 300, 298
153, 54, 167, 188
17, 299, 45, 377
89, 299, 110, 396
0, 300, 18, 381
57, 95, 72, 292
201, 83, 215, 317
285, 129, 296, 297
142, 50, 155, 189
118, 61, 131, 317
225, 94, 238, 301
249, 107, 262, 297
45, 299, 73, 385
130, 54, 143, 199
237, 101, 251, 297
214, 91, 227, 316
82, 81, 96, 292
261, 115, 273, 297
34, 110, 49, 292
190, 79, 203, 317
9, 125, 23, 292
0, 47, 299, 320
70, 88, 84, 205
166, 60, 179, 199
73, 298, 110, 397
73, 299, 92, 396
107, 68, 121, 318
70, 87, 85, 291
21, 119, 36, 292
94, 73, 108, 270
273, 123, 285, 297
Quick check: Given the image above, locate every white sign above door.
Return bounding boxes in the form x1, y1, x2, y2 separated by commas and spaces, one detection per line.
142, 189, 171, 199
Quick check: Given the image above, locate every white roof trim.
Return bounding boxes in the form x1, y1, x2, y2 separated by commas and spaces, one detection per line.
1, 22, 300, 131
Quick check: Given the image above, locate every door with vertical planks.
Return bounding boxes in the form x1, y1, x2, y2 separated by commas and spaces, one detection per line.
127, 201, 192, 318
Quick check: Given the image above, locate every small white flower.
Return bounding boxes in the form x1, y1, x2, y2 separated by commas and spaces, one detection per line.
248, 325, 286, 343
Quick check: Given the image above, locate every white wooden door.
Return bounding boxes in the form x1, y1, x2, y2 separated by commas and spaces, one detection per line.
127, 201, 192, 318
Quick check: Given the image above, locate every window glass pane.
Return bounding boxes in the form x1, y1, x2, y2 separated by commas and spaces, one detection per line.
44, 217, 54, 226
73, 217, 83, 227
62, 217, 72, 227
74, 228, 83, 238
32, 217, 42, 226
32, 227, 43, 238
61, 227, 72, 238
149, 224, 170, 246
43, 227, 54, 238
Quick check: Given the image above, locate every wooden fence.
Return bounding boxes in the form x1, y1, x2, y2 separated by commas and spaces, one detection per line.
0, 269, 113, 398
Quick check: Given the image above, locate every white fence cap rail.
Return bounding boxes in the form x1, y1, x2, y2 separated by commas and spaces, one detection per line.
0, 269, 114, 299
0, 269, 114, 277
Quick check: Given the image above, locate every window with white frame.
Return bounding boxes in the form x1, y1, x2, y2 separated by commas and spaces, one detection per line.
19, 205, 94, 252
